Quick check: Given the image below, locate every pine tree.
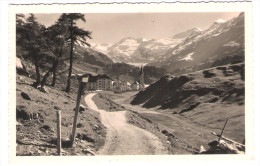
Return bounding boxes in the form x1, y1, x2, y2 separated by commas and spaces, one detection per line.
40, 18, 69, 88
58, 13, 92, 92
22, 14, 51, 87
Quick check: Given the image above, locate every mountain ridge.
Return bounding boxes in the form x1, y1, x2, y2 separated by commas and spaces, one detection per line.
90, 13, 244, 70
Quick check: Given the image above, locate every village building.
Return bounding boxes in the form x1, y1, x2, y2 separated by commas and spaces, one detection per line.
83, 66, 145, 92
84, 74, 113, 91
122, 81, 132, 91
132, 81, 139, 91
113, 81, 132, 92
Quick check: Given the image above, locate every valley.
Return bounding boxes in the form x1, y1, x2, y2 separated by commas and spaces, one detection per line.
91, 13, 244, 76
93, 62, 245, 154
15, 12, 246, 156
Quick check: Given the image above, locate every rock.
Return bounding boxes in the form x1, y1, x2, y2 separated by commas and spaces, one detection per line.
16, 121, 22, 126
54, 106, 61, 110
199, 145, 206, 153
32, 112, 39, 119
77, 123, 84, 128
203, 70, 216, 78
16, 105, 31, 120
172, 111, 178, 114
82, 149, 95, 156
40, 125, 54, 132
16, 57, 29, 76
39, 87, 49, 93
201, 140, 245, 154
76, 133, 95, 143
93, 125, 99, 130
39, 147, 47, 152
216, 66, 227, 70
73, 104, 86, 113
21, 92, 31, 100
208, 140, 219, 147
219, 140, 244, 154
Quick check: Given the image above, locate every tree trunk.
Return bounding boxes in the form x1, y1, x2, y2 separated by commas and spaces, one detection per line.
51, 44, 63, 87
34, 56, 41, 87
41, 59, 59, 88
65, 20, 74, 93
51, 62, 57, 87
40, 70, 52, 88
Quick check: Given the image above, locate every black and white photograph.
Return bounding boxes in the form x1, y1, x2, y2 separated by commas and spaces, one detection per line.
15, 11, 247, 156
5, 1, 257, 163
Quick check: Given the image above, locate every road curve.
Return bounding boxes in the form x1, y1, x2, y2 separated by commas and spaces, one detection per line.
84, 93, 168, 155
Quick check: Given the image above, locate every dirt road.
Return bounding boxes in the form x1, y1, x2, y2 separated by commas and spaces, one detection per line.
84, 93, 168, 155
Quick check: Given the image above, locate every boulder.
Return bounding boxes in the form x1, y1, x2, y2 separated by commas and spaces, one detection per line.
76, 133, 95, 143
82, 149, 95, 156
73, 104, 86, 113
77, 123, 84, 128
16, 57, 29, 76
16, 105, 31, 120
21, 92, 31, 100
203, 70, 216, 78
200, 140, 245, 154
16, 105, 42, 121
40, 125, 54, 132
54, 106, 61, 110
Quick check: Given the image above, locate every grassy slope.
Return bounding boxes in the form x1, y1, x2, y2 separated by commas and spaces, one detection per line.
16, 74, 106, 156
93, 91, 200, 154
130, 63, 245, 143
98, 63, 245, 153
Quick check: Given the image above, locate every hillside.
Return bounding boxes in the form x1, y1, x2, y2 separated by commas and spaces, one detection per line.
131, 63, 245, 143
100, 35, 188, 64
16, 71, 107, 156
103, 63, 167, 84
73, 45, 114, 67
69, 45, 167, 84
149, 13, 244, 74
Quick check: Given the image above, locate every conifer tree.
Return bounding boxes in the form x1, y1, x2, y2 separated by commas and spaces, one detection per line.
58, 13, 92, 92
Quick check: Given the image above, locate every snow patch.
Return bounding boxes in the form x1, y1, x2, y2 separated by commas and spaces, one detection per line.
179, 53, 194, 61
223, 41, 240, 47
215, 19, 226, 23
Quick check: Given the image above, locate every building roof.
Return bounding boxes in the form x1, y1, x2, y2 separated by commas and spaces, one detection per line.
84, 74, 113, 83
98, 74, 113, 80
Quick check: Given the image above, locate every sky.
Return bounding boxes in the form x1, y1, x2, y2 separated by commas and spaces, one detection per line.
28, 12, 240, 45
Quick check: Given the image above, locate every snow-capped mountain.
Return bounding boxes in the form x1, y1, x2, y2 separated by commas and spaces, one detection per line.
91, 43, 111, 54
103, 27, 206, 63
106, 37, 146, 62
149, 12, 245, 74
172, 28, 202, 39
89, 12, 244, 72
131, 38, 183, 62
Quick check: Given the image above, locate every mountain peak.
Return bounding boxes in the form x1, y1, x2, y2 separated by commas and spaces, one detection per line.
173, 28, 202, 39
214, 19, 226, 24
193, 27, 202, 32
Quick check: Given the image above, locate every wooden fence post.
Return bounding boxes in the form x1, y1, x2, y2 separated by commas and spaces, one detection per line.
70, 77, 83, 147
56, 110, 62, 156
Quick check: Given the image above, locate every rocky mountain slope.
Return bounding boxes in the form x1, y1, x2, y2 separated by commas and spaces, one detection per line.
16, 73, 107, 156
92, 13, 244, 71
73, 45, 114, 67
106, 37, 148, 63
93, 30, 198, 64
131, 63, 245, 143
149, 13, 245, 74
